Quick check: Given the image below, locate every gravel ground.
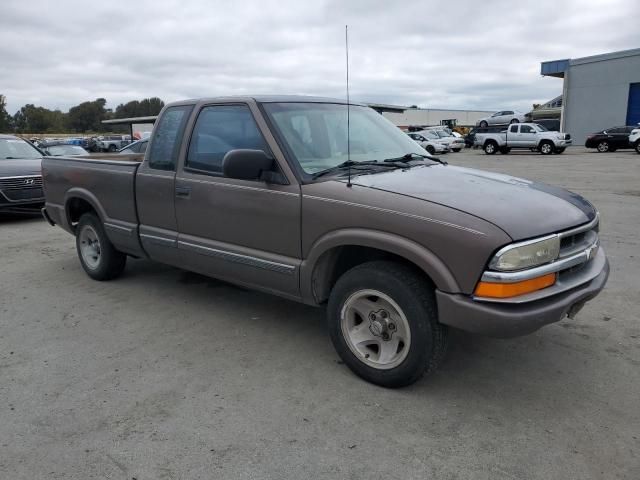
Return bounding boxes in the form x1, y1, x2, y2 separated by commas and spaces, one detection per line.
1, 147, 638, 479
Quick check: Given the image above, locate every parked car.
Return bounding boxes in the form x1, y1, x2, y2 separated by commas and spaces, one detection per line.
585, 126, 636, 152
118, 138, 149, 154
629, 127, 640, 153
97, 135, 131, 152
476, 110, 527, 127
0, 134, 44, 213
40, 142, 90, 156
42, 95, 609, 388
477, 123, 571, 155
464, 126, 505, 148
429, 129, 465, 152
406, 132, 448, 155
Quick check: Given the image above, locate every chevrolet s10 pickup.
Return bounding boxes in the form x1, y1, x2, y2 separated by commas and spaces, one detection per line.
42, 96, 609, 387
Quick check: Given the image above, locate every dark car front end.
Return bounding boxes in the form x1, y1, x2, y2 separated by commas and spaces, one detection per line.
0, 135, 45, 214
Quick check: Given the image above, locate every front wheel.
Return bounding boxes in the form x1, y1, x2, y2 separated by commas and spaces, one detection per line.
539, 141, 554, 155
597, 141, 610, 153
327, 261, 448, 388
76, 213, 127, 280
425, 145, 435, 155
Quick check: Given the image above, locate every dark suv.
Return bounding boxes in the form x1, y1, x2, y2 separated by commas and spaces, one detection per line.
585, 126, 636, 152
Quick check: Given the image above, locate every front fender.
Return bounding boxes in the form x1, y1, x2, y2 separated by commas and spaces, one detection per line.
300, 228, 460, 304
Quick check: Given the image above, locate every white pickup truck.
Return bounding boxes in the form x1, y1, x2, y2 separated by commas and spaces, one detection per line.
476, 123, 572, 155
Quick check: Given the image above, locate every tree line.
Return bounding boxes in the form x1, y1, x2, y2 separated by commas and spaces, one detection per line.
0, 95, 164, 134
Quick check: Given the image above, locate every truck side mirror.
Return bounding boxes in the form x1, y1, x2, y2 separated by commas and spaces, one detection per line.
222, 149, 274, 181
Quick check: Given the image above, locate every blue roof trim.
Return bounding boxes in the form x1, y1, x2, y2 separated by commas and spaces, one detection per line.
540, 59, 570, 77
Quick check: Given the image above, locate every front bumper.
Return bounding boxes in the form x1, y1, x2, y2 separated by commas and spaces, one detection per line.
556, 139, 572, 147
436, 255, 609, 338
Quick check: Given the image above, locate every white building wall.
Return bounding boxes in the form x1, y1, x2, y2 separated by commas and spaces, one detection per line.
383, 108, 495, 128
563, 51, 640, 145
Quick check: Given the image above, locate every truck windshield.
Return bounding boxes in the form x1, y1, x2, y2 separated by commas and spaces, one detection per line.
0, 138, 43, 159
263, 103, 426, 175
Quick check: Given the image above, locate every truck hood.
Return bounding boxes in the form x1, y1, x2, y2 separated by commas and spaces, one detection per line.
350, 164, 596, 240
0, 159, 42, 177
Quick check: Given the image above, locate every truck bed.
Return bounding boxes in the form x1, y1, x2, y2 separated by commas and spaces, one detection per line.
42, 154, 144, 256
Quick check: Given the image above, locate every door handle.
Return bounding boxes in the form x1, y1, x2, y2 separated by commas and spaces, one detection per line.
175, 186, 191, 198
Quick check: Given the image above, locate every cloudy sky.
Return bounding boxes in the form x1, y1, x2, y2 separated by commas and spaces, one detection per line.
2, 0, 638, 114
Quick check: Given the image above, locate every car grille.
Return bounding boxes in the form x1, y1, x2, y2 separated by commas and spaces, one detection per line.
557, 217, 599, 280
565, 134, 571, 140
0, 176, 44, 201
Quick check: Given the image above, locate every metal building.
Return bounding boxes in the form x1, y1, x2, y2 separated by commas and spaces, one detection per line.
378, 106, 495, 129
542, 48, 640, 145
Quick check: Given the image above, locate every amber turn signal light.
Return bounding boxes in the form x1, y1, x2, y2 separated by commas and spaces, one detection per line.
474, 273, 557, 298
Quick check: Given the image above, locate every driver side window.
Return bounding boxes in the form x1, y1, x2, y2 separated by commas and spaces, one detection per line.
186, 105, 269, 175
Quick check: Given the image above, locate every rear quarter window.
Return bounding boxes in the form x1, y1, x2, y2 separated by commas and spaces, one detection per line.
148, 105, 194, 171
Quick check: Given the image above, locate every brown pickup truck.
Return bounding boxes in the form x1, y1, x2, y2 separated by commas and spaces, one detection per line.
42, 96, 609, 387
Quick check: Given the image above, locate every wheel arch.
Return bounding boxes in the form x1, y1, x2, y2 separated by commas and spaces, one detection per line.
64, 188, 107, 233
300, 228, 459, 305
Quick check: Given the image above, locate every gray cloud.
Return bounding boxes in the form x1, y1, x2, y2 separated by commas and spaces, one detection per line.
2, 0, 638, 114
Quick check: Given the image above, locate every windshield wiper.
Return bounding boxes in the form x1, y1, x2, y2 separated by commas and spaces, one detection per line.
383, 152, 447, 166
312, 160, 380, 179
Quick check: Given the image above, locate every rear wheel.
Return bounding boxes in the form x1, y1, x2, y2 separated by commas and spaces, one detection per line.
539, 141, 554, 155
479, 120, 488, 128
597, 140, 610, 152
484, 141, 498, 155
76, 213, 126, 280
328, 261, 448, 388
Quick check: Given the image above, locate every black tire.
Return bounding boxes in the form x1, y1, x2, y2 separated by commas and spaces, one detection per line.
510, 118, 519, 124
108, 144, 117, 152
479, 120, 488, 128
539, 140, 554, 155
426, 145, 435, 155
484, 141, 498, 155
327, 261, 448, 388
597, 141, 609, 153
555, 147, 566, 154
636, 142, 640, 154
500, 146, 511, 154
75, 213, 126, 281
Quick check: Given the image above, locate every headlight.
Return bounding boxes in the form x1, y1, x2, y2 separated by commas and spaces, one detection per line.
489, 235, 560, 271
557, 134, 564, 140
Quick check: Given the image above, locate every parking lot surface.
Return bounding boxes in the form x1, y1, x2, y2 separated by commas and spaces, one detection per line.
1, 147, 638, 479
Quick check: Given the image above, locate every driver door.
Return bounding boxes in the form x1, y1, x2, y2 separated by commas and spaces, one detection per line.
174, 103, 302, 299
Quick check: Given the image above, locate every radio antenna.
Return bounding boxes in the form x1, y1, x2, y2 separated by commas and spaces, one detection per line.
345, 24, 352, 188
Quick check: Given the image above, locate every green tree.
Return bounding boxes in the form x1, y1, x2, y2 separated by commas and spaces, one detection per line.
12, 104, 66, 133
67, 98, 108, 132
0, 95, 13, 132
114, 97, 164, 118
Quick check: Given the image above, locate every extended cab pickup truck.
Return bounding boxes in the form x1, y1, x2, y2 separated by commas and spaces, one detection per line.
42, 96, 609, 387
477, 122, 572, 155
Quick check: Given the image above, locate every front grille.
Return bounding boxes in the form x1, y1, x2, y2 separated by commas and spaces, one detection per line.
0, 176, 43, 190
0, 176, 44, 202
556, 218, 599, 278
565, 134, 572, 140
